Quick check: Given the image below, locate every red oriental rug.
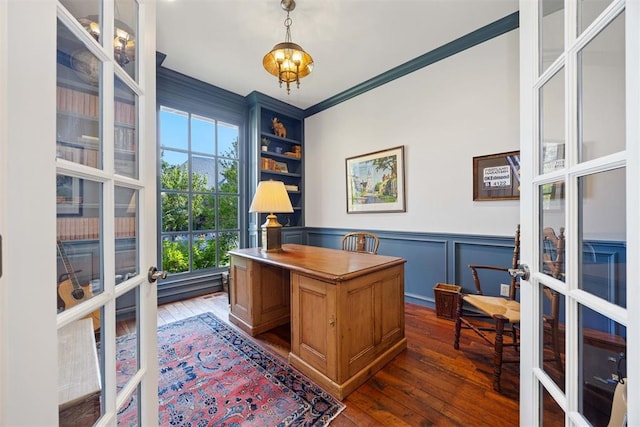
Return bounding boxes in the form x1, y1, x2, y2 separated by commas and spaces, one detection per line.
116, 312, 344, 426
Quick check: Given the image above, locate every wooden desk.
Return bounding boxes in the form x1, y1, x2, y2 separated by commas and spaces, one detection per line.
228, 244, 407, 400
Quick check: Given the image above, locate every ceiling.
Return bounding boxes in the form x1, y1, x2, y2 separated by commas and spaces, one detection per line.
156, 0, 519, 110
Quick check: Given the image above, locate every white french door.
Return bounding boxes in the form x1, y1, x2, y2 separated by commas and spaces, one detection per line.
520, 0, 638, 425
1, 0, 158, 425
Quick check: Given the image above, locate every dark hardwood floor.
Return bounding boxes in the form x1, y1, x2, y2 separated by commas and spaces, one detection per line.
154, 292, 520, 426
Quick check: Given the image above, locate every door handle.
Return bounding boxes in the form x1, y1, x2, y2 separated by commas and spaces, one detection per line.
147, 266, 168, 283
508, 264, 530, 281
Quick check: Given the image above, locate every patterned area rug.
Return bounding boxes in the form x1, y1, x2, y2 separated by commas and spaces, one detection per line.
117, 312, 344, 426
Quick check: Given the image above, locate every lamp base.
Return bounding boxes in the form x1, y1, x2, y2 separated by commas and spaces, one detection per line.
261, 213, 284, 253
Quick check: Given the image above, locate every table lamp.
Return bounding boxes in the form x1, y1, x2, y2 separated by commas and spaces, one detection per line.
249, 180, 294, 252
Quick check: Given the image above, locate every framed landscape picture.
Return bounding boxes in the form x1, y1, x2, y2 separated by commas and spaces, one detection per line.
346, 146, 406, 213
473, 151, 520, 201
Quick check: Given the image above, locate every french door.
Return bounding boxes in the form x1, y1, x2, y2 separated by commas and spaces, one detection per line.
520, 0, 638, 425
1, 0, 158, 425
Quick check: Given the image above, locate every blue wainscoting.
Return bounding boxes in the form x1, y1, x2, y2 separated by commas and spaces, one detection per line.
303, 227, 627, 318
305, 227, 517, 310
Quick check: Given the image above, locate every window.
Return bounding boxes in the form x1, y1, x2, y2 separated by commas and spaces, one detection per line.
159, 105, 240, 274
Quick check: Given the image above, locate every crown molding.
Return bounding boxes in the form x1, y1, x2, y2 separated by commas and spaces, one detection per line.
304, 11, 519, 117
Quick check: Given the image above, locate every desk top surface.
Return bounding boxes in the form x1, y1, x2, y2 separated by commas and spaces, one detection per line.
229, 244, 406, 281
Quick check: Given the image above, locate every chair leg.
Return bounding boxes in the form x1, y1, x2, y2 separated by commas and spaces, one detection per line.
453, 293, 463, 350
493, 315, 508, 392
550, 320, 563, 372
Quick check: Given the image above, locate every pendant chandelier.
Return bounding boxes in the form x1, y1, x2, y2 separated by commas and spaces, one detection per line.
262, 0, 314, 94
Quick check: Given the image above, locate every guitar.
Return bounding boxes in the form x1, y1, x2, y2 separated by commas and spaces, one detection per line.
57, 240, 101, 331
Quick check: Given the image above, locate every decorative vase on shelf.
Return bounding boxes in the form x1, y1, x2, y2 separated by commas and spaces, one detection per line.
261, 137, 270, 152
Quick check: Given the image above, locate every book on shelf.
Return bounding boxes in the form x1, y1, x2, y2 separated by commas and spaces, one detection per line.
115, 127, 136, 151
57, 86, 99, 118
261, 157, 276, 171
284, 184, 298, 192
57, 86, 135, 125
56, 145, 82, 163
56, 217, 136, 240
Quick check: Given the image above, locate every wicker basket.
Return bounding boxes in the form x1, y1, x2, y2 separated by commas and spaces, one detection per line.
433, 283, 462, 320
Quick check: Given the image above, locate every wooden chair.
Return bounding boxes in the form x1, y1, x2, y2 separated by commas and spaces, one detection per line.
542, 227, 565, 374
454, 225, 565, 392
454, 224, 522, 392
341, 231, 379, 254
542, 226, 565, 280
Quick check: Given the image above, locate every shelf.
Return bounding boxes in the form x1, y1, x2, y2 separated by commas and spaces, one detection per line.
57, 137, 98, 148
261, 132, 301, 145
261, 151, 302, 161
261, 169, 302, 178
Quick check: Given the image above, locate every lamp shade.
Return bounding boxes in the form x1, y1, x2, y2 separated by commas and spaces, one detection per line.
249, 181, 293, 214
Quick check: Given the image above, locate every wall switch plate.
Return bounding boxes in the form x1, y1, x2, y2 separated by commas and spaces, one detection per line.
500, 284, 510, 297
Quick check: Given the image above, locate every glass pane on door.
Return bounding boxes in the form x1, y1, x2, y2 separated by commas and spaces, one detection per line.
116, 287, 140, 420
539, 181, 565, 278
579, 12, 626, 162
118, 385, 141, 425
578, 0, 614, 34
115, 77, 138, 179
57, 19, 102, 170
539, 284, 565, 390
539, 69, 565, 175
115, 186, 139, 282
56, 177, 103, 318
540, 0, 564, 73
579, 304, 626, 426
59, 1, 100, 30
115, 0, 138, 81
541, 384, 564, 426
58, 314, 104, 425
578, 168, 626, 308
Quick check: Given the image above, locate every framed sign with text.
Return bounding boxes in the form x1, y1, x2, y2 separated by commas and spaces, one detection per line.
473, 151, 520, 201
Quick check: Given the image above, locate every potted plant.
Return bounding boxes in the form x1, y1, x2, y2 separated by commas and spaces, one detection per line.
261, 138, 270, 151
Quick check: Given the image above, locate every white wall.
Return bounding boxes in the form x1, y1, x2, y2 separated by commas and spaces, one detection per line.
304, 30, 520, 236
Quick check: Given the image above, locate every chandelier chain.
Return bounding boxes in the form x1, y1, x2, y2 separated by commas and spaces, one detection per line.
284, 15, 293, 43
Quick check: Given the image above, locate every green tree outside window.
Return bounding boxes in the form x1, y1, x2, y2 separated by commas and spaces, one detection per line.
160, 107, 239, 274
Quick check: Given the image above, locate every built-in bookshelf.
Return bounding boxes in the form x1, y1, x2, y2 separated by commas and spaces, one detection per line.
247, 92, 305, 246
